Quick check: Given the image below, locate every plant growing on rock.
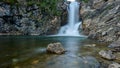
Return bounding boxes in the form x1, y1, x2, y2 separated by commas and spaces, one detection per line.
81, 0, 89, 3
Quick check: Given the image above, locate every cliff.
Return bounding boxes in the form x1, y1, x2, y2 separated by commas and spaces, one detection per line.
0, 0, 67, 35
81, 0, 120, 42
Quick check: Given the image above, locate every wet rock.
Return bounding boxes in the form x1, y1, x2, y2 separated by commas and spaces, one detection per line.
46, 55, 100, 68
108, 62, 120, 68
99, 50, 116, 60
46, 42, 66, 54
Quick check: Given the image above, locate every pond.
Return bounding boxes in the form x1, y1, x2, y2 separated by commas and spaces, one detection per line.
0, 36, 108, 68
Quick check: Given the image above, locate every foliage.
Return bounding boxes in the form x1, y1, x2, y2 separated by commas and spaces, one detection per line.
0, 0, 17, 4
81, 0, 89, 3
27, 0, 61, 16
0, 0, 61, 16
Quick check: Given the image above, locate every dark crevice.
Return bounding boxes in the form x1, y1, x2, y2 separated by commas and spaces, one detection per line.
104, 0, 108, 2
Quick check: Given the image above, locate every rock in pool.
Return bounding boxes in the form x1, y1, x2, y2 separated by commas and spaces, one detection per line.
46, 42, 66, 54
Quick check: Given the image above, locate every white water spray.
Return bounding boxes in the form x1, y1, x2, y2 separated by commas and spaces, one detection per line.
57, 0, 81, 36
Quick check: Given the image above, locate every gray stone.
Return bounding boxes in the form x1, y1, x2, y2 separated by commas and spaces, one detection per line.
47, 42, 66, 54
81, 0, 120, 42
99, 50, 116, 60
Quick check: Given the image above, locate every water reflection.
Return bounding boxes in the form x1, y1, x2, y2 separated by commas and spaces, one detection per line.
45, 37, 100, 68
62, 37, 82, 55
0, 36, 100, 68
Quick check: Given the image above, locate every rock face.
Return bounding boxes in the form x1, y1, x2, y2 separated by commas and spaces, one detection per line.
0, 1, 67, 35
108, 38, 120, 52
99, 50, 116, 60
46, 42, 66, 54
80, 0, 120, 42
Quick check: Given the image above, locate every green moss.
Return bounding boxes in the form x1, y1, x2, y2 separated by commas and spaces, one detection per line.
81, 0, 89, 3
27, 0, 62, 16
105, 5, 113, 10
0, 0, 61, 16
0, 0, 17, 4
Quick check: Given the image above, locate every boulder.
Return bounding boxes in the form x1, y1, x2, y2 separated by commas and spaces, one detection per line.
46, 42, 66, 54
99, 50, 116, 60
108, 62, 120, 68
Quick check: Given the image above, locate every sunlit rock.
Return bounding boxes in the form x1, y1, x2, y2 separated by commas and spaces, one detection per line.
84, 44, 96, 47
47, 42, 66, 54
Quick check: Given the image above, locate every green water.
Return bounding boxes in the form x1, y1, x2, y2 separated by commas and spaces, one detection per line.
0, 36, 108, 68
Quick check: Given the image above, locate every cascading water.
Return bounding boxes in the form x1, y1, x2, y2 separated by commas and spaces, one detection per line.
57, 0, 81, 36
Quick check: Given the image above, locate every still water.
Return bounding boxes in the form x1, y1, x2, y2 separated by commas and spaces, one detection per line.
0, 36, 106, 68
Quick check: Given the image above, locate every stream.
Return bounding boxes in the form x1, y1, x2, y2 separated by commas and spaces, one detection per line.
0, 36, 108, 68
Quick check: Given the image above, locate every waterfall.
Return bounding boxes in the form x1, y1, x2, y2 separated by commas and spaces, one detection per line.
57, 0, 81, 36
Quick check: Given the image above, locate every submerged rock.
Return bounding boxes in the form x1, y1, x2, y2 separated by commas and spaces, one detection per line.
84, 44, 96, 47
46, 42, 66, 54
46, 55, 100, 68
108, 62, 120, 68
99, 50, 116, 60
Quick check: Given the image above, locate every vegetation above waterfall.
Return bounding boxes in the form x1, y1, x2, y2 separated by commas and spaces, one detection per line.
0, 0, 62, 16
81, 0, 89, 3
